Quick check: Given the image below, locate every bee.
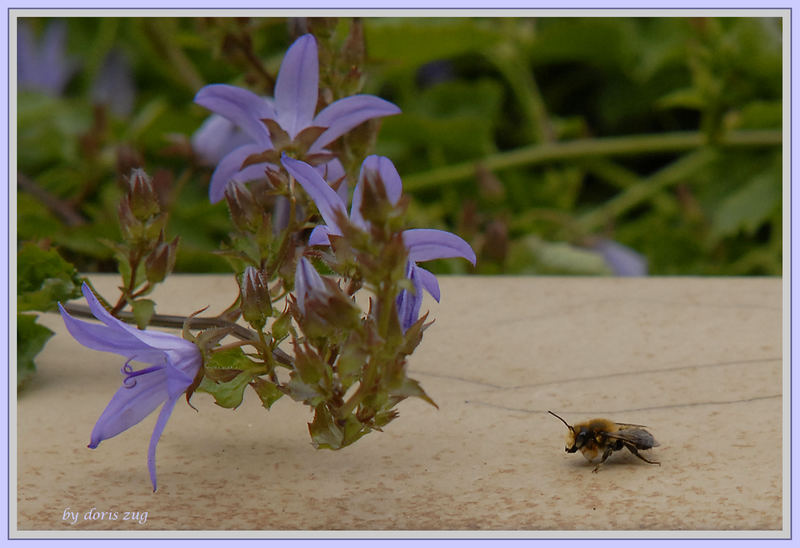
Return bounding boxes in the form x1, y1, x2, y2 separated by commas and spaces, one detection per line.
547, 411, 660, 472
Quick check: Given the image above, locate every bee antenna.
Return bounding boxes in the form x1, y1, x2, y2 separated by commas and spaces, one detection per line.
547, 410, 574, 432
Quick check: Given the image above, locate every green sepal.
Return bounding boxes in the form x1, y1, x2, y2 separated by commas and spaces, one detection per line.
17, 313, 54, 390
286, 376, 326, 407
270, 310, 293, 342
391, 376, 438, 409
308, 404, 344, 449
336, 333, 367, 390
130, 299, 155, 329
197, 370, 257, 409
197, 347, 264, 408
17, 243, 82, 312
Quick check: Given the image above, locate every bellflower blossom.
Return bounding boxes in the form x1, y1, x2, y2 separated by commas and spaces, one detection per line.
17, 20, 78, 96
282, 154, 476, 331
194, 33, 401, 203
58, 283, 202, 491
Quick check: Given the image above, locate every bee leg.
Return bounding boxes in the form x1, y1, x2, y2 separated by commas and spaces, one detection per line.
624, 443, 660, 466
592, 447, 614, 473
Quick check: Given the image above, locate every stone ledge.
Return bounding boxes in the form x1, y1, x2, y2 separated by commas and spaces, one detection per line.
15, 275, 784, 532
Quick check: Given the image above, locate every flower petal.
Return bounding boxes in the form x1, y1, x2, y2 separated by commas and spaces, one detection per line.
78, 283, 197, 354
316, 158, 348, 203
194, 84, 274, 144
192, 114, 254, 166
402, 229, 477, 265
39, 21, 76, 94
350, 155, 403, 228
412, 264, 441, 302
148, 394, 181, 492
17, 22, 37, 89
274, 34, 318, 138
310, 95, 401, 152
59, 302, 167, 365
281, 155, 347, 229
397, 263, 424, 332
308, 225, 338, 246
88, 367, 170, 449
208, 144, 271, 203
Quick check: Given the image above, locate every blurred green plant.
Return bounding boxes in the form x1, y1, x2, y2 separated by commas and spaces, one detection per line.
17, 15, 782, 283
17, 242, 83, 388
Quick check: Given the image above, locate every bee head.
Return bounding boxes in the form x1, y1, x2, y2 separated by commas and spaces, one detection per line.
548, 411, 579, 452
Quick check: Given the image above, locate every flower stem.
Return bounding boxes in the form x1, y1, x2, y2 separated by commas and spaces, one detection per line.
401, 129, 781, 191
61, 302, 293, 366
576, 148, 717, 233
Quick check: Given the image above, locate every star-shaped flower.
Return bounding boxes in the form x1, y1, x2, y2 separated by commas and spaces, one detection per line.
194, 33, 401, 203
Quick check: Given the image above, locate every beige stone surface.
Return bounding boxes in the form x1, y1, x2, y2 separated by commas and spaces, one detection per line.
16, 275, 784, 532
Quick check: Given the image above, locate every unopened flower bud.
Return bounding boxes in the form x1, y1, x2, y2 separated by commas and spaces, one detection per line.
294, 257, 360, 338
294, 257, 327, 315
225, 180, 259, 232
240, 266, 271, 330
145, 233, 179, 284
127, 168, 160, 221
356, 157, 403, 227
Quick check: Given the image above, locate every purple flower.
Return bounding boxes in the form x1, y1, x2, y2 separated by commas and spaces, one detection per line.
194, 33, 401, 203
91, 48, 136, 117
58, 283, 202, 491
17, 19, 78, 96
590, 238, 648, 276
281, 154, 476, 331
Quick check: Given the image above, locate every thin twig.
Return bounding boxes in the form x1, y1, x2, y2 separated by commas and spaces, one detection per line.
18, 173, 85, 226
61, 302, 293, 366
401, 129, 781, 191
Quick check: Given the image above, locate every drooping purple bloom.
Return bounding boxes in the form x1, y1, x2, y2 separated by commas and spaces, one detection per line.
590, 238, 648, 276
17, 19, 78, 96
194, 33, 401, 203
58, 283, 202, 491
281, 154, 476, 331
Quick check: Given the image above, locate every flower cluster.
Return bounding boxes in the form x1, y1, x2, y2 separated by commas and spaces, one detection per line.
60, 30, 475, 490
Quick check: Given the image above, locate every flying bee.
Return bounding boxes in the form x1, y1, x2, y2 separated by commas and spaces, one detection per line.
547, 411, 660, 472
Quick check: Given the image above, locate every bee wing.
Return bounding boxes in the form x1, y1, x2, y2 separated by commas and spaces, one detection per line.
615, 422, 649, 430
605, 429, 659, 449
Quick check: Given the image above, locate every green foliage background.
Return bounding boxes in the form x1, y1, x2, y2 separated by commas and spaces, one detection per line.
17, 16, 782, 277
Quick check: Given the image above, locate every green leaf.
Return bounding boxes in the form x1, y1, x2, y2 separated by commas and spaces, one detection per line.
17, 313, 54, 390
205, 347, 261, 371
249, 377, 283, 410
657, 87, 706, 111
17, 243, 83, 312
364, 19, 502, 70
711, 170, 780, 239
130, 299, 155, 329
197, 370, 257, 409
